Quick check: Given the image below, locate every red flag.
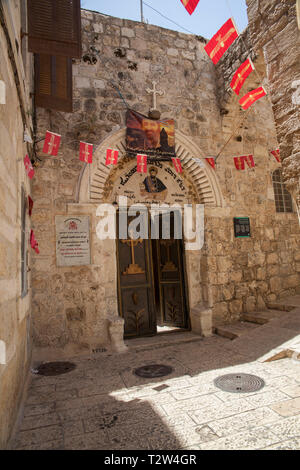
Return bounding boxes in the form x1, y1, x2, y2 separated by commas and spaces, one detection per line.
271, 149, 281, 163
30, 230, 39, 254
24, 155, 34, 179
204, 18, 239, 65
180, 0, 200, 15
105, 148, 119, 165
230, 58, 254, 95
234, 156, 245, 170
205, 157, 215, 169
28, 196, 33, 216
79, 141, 93, 164
43, 131, 61, 156
239, 87, 267, 110
172, 158, 183, 174
137, 154, 147, 173
244, 155, 255, 168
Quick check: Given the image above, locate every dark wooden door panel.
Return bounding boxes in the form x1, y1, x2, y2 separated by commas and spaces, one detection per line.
122, 287, 156, 337
156, 238, 188, 328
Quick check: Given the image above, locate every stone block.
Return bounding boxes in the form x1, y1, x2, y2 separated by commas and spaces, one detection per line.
107, 315, 128, 352
190, 304, 213, 337
229, 299, 243, 315
121, 27, 135, 38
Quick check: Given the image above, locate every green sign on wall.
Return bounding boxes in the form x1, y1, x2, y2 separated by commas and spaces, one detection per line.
234, 217, 251, 238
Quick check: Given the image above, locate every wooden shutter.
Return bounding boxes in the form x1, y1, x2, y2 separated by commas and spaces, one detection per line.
28, 0, 82, 58
35, 54, 73, 112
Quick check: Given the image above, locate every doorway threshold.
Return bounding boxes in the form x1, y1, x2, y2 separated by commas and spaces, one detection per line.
156, 325, 189, 335
124, 330, 203, 352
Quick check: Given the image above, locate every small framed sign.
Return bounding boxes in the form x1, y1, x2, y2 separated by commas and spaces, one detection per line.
234, 217, 251, 238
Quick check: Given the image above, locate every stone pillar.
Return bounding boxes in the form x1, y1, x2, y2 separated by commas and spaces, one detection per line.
107, 315, 128, 353
190, 303, 213, 337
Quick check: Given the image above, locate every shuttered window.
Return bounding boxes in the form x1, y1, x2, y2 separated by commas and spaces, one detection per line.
35, 54, 73, 112
28, 0, 81, 58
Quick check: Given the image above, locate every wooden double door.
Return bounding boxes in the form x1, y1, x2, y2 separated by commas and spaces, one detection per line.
117, 212, 189, 338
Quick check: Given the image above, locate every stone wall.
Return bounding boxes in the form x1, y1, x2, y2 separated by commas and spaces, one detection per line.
0, 1, 34, 449
246, 0, 300, 217
31, 9, 300, 354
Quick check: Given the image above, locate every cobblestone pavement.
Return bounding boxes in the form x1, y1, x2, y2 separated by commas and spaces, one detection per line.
12, 327, 300, 450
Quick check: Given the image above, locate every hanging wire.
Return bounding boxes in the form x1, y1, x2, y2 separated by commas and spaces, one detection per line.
142, 1, 197, 35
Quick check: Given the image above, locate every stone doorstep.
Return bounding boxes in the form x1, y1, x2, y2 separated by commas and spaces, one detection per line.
213, 322, 259, 340
125, 331, 204, 352
241, 309, 287, 325
267, 295, 300, 312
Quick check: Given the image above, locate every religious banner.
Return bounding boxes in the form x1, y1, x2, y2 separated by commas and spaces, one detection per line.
126, 109, 175, 159
244, 155, 255, 168
42, 131, 61, 156
56, 216, 90, 267
137, 154, 148, 173
172, 158, 183, 174
205, 157, 216, 169
28, 196, 33, 217
230, 58, 254, 95
180, 0, 200, 15
23, 154, 34, 179
106, 148, 119, 165
239, 87, 267, 110
234, 156, 246, 170
79, 141, 93, 164
271, 149, 281, 163
204, 18, 239, 65
30, 230, 39, 254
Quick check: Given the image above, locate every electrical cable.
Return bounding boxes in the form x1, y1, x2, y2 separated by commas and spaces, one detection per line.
142, 1, 197, 35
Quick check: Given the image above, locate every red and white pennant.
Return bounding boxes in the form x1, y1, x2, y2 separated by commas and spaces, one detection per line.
43, 131, 61, 156
172, 158, 183, 174
204, 18, 239, 65
239, 87, 267, 110
270, 149, 281, 163
105, 149, 119, 165
23, 154, 34, 179
234, 155, 255, 170
230, 58, 254, 95
30, 230, 39, 254
180, 0, 200, 15
137, 154, 147, 173
79, 141, 93, 164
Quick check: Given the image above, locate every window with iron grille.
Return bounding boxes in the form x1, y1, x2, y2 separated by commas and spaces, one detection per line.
272, 169, 293, 213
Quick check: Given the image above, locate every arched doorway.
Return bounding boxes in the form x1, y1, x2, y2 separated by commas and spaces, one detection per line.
77, 128, 224, 339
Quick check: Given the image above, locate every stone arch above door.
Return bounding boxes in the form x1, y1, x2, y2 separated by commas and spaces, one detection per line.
78, 128, 224, 207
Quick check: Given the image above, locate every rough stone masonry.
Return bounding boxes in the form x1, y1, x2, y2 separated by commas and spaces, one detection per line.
31, 7, 300, 356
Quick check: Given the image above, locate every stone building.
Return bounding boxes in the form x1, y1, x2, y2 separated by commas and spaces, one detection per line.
0, 0, 299, 449
0, 0, 34, 449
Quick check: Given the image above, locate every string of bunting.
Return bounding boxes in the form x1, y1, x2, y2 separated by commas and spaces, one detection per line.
22, 2, 283, 256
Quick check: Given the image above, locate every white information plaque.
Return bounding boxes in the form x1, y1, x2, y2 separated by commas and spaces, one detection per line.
55, 216, 91, 267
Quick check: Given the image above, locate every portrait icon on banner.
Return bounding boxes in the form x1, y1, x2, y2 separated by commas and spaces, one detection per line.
140, 166, 168, 201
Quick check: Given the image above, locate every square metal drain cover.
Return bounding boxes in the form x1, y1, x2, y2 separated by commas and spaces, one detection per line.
214, 373, 265, 393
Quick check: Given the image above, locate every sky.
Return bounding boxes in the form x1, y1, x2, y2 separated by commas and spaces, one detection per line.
81, 0, 249, 39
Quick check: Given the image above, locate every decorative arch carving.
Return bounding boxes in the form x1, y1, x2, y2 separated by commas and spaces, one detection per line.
78, 128, 224, 207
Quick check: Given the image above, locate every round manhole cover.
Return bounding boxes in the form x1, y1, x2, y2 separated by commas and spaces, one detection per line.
214, 373, 265, 393
35, 361, 76, 376
134, 364, 174, 378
